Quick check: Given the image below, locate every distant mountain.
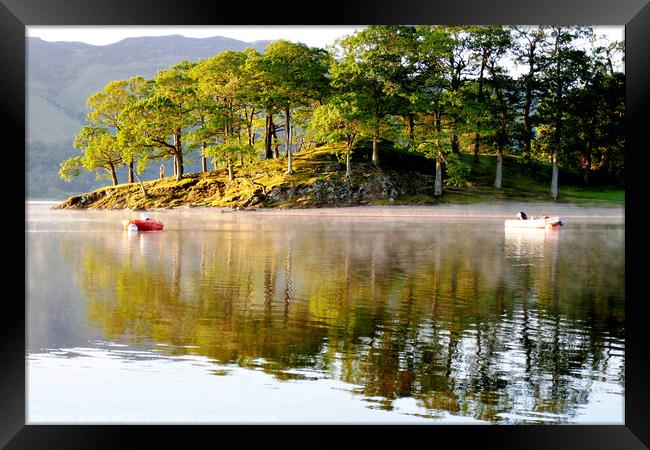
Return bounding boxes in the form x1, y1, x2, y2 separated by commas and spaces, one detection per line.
27, 35, 272, 144
26, 35, 273, 199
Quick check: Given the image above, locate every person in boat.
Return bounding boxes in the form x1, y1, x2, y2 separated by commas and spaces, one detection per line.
516, 211, 554, 221
133, 206, 151, 221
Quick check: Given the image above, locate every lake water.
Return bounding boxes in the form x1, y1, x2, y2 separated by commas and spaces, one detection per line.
26, 202, 625, 424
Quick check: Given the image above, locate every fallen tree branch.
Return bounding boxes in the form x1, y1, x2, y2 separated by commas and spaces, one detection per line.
129, 166, 148, 199
246, 176, 266, 195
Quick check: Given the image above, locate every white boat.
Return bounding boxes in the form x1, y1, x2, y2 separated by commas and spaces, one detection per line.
504, 215, 564, 229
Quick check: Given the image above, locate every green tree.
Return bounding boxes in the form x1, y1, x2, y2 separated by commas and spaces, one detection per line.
86, 77, 147, 182
511, 26, 552, 159
61, 76, 146, 186
536, 27, 592, 199
410, 25, 466, 196
61, 126, 124, 185
204, 143, 256, 181
485, 62, 519, 189
465, 26, 512, 161
236, 48, 265, 149
190, 51, 250, 173
310, 94, 371, 178
573, 37, 625, 184
593, 71, 625, 181
333, 26, 410, 166
260, 41, 331, 174
436, 26, 478, 155
244, 48, 284, 160
120, 61, 198, 181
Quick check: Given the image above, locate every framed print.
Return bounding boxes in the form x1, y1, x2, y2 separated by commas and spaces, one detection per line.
3, 0, 649, 447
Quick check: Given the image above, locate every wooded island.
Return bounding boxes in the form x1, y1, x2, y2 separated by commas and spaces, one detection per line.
57, 25, 624, 209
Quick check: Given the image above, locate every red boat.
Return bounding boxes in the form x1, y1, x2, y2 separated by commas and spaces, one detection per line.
122, 218, 164, 231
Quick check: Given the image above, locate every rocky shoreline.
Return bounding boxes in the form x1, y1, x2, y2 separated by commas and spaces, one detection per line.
53, 168, 437, 210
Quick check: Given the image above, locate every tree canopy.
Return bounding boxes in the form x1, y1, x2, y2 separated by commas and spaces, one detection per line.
61, 26, 625, 198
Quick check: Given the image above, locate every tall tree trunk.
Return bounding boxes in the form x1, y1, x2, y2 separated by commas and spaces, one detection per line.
174, 131, 183, 181
177, 155, 184, 181
127, 160, 134, 183
584, 100, 598, 185
248, 109, 256, 146
450, 69, 461, 155
451, 134, 460, 154
434, 151, 442, 196
108, 163, 118, 186
201, 142, 207, 173
551, 151, 559, 200
551, 72, 563, 200
583, 109, 596, 185
583, 149, 592, 185
474, 56, 487, 162
522, 92, 533, 156
372, 136, 379, 166
272, 122, 280, 158
227, 159, 234, 182
174, 154, 184, 181
434, 115, 443, 196
285, 107, 293, 174
492, 68, 508, 191
264, 114, 274, 159
495, 147, 503, 189
522, 53, 535, 158
345, 148, 352, 178
407, 113, 415, 149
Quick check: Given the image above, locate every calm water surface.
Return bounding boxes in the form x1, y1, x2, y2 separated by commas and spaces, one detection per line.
26, 203, 625, 424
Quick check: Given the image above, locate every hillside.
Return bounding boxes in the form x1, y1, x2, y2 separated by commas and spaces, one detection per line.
54, 144, 624, 210
27, 35, 272, 142
26, 35, 273, 199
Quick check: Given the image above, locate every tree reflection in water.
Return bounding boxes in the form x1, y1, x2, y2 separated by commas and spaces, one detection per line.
67, 219, 623, 423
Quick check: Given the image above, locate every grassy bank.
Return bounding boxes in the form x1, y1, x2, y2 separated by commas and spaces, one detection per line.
55, 144, 624, 210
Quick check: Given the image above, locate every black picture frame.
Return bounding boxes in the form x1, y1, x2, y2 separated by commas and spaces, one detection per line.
4, 0, 649, 448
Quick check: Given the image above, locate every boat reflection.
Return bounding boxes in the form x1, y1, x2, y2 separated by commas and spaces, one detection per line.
504, 226, 559, 260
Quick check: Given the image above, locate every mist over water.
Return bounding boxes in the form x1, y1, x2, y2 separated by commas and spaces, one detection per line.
26, 202, 624, 424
